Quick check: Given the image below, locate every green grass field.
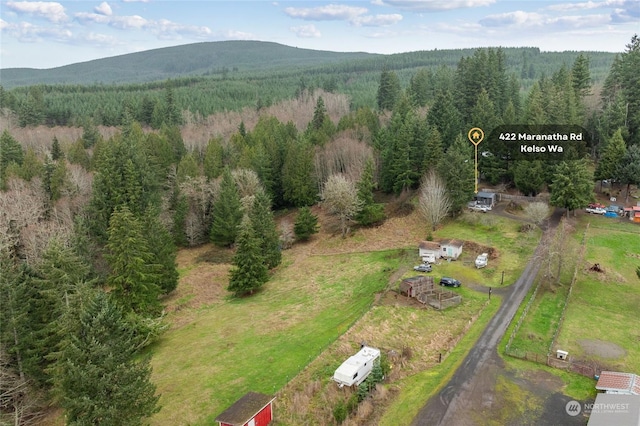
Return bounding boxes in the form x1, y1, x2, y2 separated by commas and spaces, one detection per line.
555, 216, 640, 373
148, 250, 401, 425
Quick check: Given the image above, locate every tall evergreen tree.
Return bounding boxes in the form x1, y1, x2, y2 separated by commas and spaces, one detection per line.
51, 136, 64, 160
210, 167, 243, 247
294, 206, 319, 241
377, 69, 401, 111
106, 206, 162, 315
52, 291, 160, 426
88, 129, 158, 241
143, 210, 179, 294
204, 137, 225, 179
355, 158, 385, 226
249, 190, 281, 269
282, 138, 317, 207
550, 159, 594, 216
427, 90, 462, 149
408, 68, 432, 107
438, 134, 475, 215
0, 130, 24, 172
177, 153, 200, 182
228, 215, 269, 297
617, 144, 640, 203
513, 160, 545, 196
81, 119, 101, 149
571, 53, 592, 99
423, 126, 445, 172
595, 128, 626, 185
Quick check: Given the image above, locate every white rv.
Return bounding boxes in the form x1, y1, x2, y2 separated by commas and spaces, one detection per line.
332, 346, 381, 387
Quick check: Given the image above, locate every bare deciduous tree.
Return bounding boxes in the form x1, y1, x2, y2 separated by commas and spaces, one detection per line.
418, 170, 451, 231
278, 218, 295, 250
524, 201, 551, 226
178, 176, 219, 246
314, 135, 373, 192
232, 168, 263, 200
321, 174, 363, 238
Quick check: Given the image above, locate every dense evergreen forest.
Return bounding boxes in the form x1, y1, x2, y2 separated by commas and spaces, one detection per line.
1, 36, 638, 424
0, 42, 617, 127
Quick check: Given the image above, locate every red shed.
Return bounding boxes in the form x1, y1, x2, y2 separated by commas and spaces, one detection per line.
215, 392, 275, 426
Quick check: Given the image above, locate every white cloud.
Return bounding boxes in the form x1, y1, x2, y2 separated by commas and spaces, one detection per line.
221, 30, 254, 40
94, 2, 113, 16
121, 0, 149, 2
74, 8, 216, 40
479, 10, 611, 29
154, 19, 212, 39
0, 19, 72, 42
351, 13, 403, 27
546, 0, 628, 11
479, 11, 545, 27
284, 4, 368, 21
373, 0, 495, 11
291, 24, 321, 38
75, 12, 147, 29
6, 1, 68, 23
83, 32, 121, 46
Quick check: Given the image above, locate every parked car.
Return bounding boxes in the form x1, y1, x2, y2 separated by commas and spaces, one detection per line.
439, 277, 461, 287
413, 263, 432, 272
475, 253, 488, 268
469, 204, 490, 213
585, 207, 606, 214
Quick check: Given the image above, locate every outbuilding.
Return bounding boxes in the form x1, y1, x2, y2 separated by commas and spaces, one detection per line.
440, 239, 464, 260
400, 276, 435, 298
418, 241, 441, 263
595, 371, 640, 395
215, 392, 275, 426
474, 191, 496, 207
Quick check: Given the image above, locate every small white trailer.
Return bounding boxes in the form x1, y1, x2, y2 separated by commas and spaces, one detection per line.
332, 346, 380, 387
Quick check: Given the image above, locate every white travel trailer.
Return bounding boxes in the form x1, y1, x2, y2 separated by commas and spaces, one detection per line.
332, 346, 380, 387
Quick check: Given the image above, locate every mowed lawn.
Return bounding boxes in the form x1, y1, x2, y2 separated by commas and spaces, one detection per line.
555, 217, 640, 372
148, 249, 402, 425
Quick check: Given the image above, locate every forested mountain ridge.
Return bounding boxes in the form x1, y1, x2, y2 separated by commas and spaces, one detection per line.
0, 41, 617, 128
1, 40, 616, 89
0, 40, 379, 88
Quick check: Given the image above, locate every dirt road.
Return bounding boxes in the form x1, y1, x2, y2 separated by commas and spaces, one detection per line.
410, 208, 586, 426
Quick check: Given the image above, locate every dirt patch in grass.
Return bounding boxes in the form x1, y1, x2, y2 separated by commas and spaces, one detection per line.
578, 339, 626, 359
166, 244, 238, 324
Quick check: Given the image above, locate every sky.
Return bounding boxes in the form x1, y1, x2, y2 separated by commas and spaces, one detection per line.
0, 0, 638, 69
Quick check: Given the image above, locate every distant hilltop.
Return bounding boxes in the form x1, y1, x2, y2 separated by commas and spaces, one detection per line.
0, 40, 616, 89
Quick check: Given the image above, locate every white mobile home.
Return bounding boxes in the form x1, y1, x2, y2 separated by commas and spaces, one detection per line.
332, 346, 380, 387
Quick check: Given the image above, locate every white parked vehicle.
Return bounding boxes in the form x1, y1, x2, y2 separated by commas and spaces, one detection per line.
469, 204, 491, 213
585, 207, 606, 215
333, 346, 380, 387
475, 253, 488, 268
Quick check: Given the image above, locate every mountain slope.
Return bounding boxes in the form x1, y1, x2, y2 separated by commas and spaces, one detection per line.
0, 40, 379, 88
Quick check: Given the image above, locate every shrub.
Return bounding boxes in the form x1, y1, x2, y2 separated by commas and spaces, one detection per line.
333, 400, 347, 424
